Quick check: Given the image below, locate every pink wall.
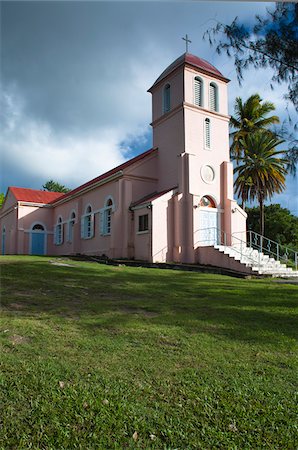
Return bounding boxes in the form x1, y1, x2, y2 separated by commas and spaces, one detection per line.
134, 206, 151, 261
18, 204, 55, 254
153, 110, 185, 192
151, 69, 184, 123
195, 246, 252, 275
151, 190, 175, 262
184, 67, 228, 115
0, 209, 17, 254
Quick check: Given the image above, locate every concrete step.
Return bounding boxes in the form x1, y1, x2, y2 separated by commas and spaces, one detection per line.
213, 244, 297, 278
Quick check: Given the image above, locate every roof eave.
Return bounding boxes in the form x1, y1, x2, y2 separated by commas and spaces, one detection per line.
148, 60, 229, 93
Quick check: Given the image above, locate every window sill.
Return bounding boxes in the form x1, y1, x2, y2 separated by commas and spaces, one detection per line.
137, 230, 149, 235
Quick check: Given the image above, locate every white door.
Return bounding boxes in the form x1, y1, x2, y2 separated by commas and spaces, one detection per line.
198, 209, 218, 246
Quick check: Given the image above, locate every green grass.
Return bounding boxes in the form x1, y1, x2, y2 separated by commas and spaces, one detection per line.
0, 256, 297, 449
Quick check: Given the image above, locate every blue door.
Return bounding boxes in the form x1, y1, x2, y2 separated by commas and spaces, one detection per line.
31, 232, 45, 255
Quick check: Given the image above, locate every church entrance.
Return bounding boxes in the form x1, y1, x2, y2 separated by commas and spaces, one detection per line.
30, 224, 46, 255
197, 196, 219, 246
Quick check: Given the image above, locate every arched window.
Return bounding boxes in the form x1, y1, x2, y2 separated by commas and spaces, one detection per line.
2, 226, 6, 255
104, 199, 113, 235
81, 205, 94, 239
32, 224, 45, 231
194, 77, 203, 107
209, 83, 218, 112
205, 118, 211, 148
55, 217, 63, 245
163, 83, 171, 113
200, 196, 216, 208
67, 211, 76, 243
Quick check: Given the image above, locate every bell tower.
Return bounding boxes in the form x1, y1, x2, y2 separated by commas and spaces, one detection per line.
148, 52, 244, 262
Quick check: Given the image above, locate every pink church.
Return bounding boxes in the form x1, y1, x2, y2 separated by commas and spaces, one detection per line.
1, 53, 249, 268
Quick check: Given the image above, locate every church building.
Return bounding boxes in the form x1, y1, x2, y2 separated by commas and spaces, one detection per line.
0, 52, 247, 266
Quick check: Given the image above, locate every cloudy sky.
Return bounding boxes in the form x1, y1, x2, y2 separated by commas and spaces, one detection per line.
1, 1, 297, 214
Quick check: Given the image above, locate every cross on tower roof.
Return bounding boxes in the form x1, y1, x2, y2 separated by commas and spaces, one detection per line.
182, 34, 191, 53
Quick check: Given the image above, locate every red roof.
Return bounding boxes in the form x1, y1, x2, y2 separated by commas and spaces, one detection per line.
149, 53, 229, 91
50, 147, 158, 204
9, 187, 65, 204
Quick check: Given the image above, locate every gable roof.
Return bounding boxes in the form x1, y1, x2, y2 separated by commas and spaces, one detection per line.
50, 147, 158, 204
131, 187, 176, 208
148, 53, 229, 91
9, 187, 65, 204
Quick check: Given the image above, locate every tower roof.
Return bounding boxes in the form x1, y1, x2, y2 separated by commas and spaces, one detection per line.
148, 53, 229, 91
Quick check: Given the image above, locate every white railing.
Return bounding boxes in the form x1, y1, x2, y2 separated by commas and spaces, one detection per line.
232, 230, 298, 271
194, 227, 262, 270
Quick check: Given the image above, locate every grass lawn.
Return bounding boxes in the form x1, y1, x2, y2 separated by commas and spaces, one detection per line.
0, 256, 297, 449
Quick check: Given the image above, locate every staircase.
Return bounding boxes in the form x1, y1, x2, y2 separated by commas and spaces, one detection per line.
195, 228, 298, 278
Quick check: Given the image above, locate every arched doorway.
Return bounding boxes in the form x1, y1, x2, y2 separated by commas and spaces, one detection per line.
30, 223, 46, 255
198, 196, 219, 246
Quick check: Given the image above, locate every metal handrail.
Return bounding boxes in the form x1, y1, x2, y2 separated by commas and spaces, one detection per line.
232, 230, 298, 271
194, 227, 262, 270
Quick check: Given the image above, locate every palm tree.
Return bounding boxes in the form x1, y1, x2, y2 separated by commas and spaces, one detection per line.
234, 132, 288, 236
230, 94, 280, 161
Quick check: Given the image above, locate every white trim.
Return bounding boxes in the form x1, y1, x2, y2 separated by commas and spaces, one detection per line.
198, 194, 219, 209
209, 82, 218, 112
24, 229, 53, 235
130, 203, 151, 211
67, 210, 76, 243
30, 221, 47, 232
55, 216, 64, 245
29, 221, 47, 255
85, 204, 92, 214
200, 165, 216, 185
194, 76, 203, 107
104, 195, 116, 212
204, 117, 211, 150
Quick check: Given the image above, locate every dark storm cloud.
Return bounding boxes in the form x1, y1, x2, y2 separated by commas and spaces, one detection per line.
5, 0, 294, 210
1, 1, 270, 133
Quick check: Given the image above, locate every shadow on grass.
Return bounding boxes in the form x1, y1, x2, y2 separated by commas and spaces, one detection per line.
1, 258, 298, 345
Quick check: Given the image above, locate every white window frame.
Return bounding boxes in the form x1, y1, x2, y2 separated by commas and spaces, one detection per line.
67, 211, 76, 243
81, 205, 94, 240
100, 196, 115, 236
54, 216, 63, 245
194, 76, 203, 107
204, 118, 211, 149
209, 82, 218, 112
137, 214, 149, 234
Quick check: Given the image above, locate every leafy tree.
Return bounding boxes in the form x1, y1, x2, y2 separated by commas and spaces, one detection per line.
205, 3, 298, 172
247, 204, 298, 248
204, 3, 298, 110
42, 180, 70, 193
234, 132, 288, 236
0, 193, 5, 208
230, 94, 279, 161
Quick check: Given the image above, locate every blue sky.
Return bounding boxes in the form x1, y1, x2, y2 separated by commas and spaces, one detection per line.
1, 1, 297, 214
